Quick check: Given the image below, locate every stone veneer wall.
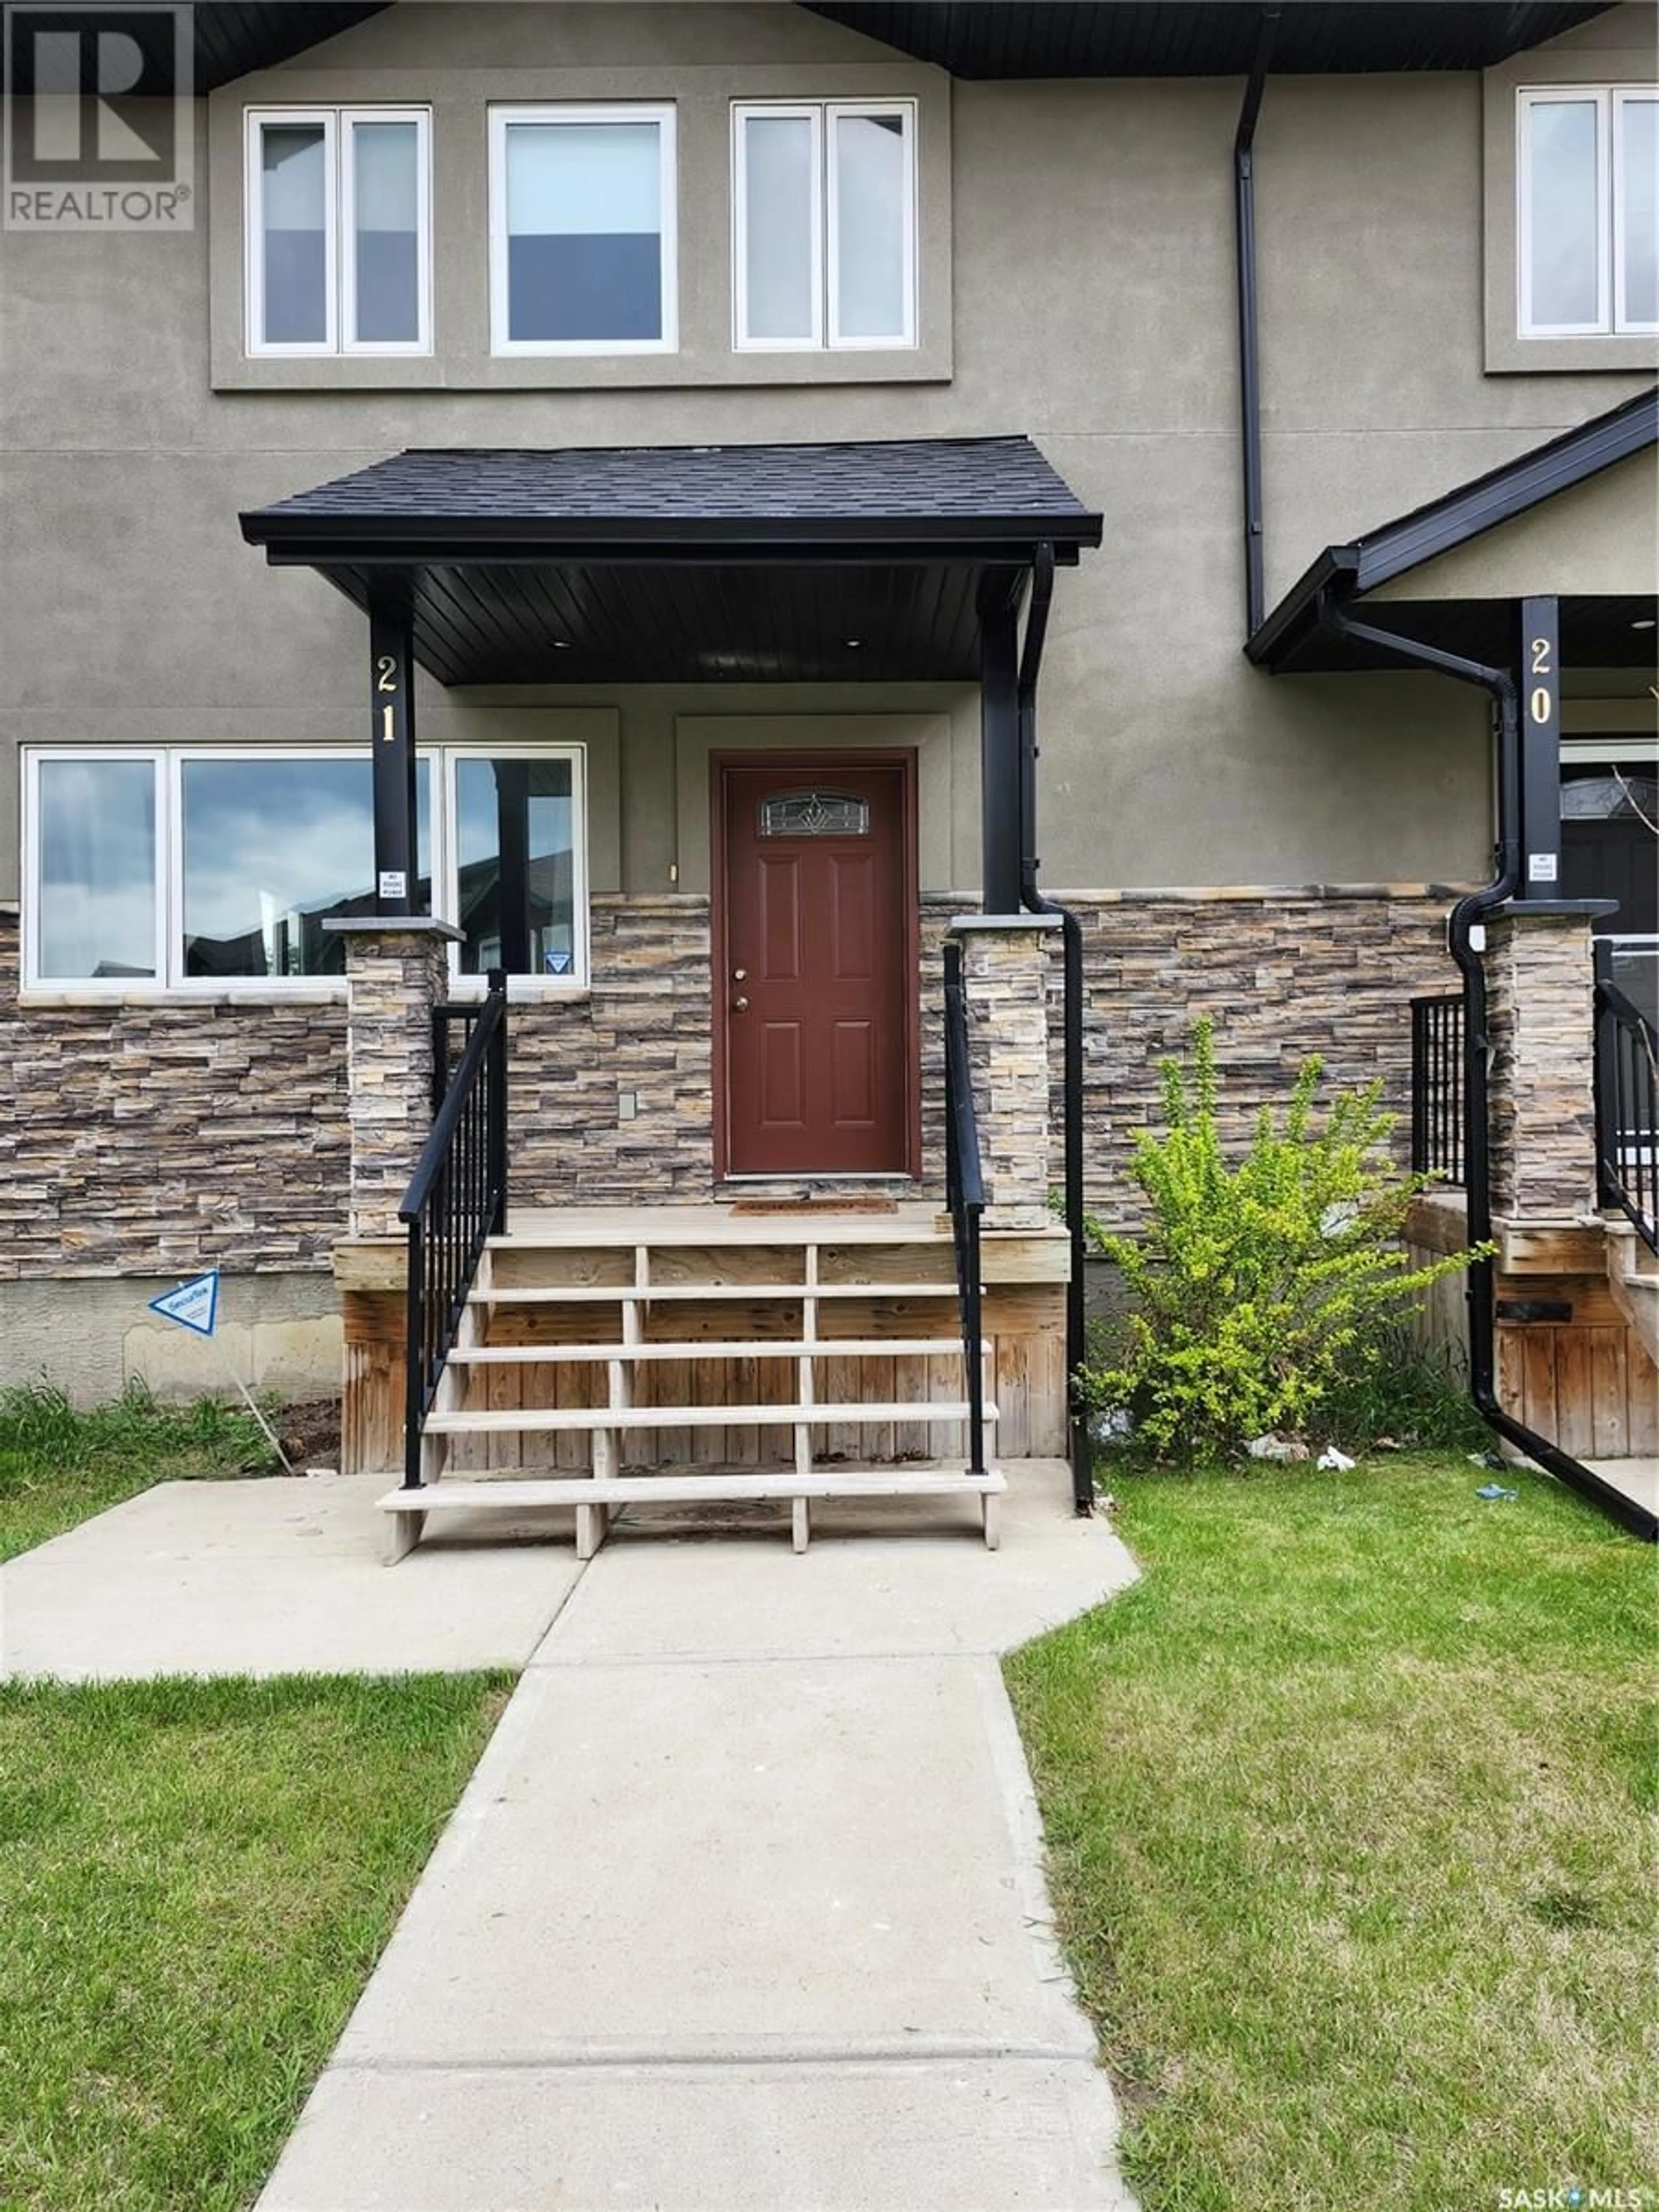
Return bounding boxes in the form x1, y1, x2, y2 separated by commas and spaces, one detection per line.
508, 896, 717, 1205
0, 911, 350, 1278
1054, 887, 1463, 1233
0, 888, 1463, 1274
1484, 908, 1600, 1221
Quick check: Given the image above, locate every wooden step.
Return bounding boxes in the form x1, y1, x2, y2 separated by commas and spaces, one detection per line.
423, 1401, 998, 1435
377, 1466, 1006, 1559
446, 1338, 973, 1364
378, 1470, 1004, 1506
486, 1206, 953, 1249
469, 1282, 958, 1305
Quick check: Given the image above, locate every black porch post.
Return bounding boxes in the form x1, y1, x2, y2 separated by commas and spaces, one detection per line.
494, 760, 532, 976
369, 590, 419, 916
1518, 595, 1561, 899
979, 583, 1022, 914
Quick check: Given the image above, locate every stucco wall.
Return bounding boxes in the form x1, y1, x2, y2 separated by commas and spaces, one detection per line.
6, 0, 1654, 911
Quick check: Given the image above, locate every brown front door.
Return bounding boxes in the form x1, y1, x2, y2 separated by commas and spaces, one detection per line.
715, 755, 916, 1177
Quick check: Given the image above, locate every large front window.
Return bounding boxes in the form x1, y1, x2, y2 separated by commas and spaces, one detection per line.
733, 100, 916, 350
489, 105, 677, 353
245, 108, 432, 356
1519, 87, 1659, 336
22, 748, 586, 994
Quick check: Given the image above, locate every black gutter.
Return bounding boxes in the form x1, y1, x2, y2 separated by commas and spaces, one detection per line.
241, 514, 1103, 559
1322, 601, 1657, 1542
1235, 5, 1280, 640
1015, 543, 1094, 1514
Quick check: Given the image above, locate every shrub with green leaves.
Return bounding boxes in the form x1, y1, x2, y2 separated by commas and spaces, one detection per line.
1082, 1019, 1486, 1461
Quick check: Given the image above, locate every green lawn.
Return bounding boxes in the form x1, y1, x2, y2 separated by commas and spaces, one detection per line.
0, 1385, 508, 2211
1006, 1456, 1658, 2212
0, 1672, 510, 2212
0, 1383, 277, 1563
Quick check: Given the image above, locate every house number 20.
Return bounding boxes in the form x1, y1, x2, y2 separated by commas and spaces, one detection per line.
1528, 637, 1553, 726
376, 653, 398, 741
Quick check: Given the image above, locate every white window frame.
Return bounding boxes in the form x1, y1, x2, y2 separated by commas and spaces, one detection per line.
1517, 84, 1657, 338
22, 748, 168, 995
245, 106, 432, 359
732, 102, 824, 351
731, 99, 917, 353
1612, 88, 1659, 336
488, 103, 678, 358
20, 744, 591, 998
826, 99, 918, 350
439, 744, 590, 996
339, 108, 434, 356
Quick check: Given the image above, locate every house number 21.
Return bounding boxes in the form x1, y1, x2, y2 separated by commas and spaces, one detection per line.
376, 653, 399, 741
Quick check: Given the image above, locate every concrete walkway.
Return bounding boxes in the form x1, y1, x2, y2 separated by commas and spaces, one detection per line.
1, 1473, 585, 1678
252, 1463, 1141, 2211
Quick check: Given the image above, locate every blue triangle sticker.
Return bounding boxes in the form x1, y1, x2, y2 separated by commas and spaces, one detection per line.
148, 1270, 219, 1338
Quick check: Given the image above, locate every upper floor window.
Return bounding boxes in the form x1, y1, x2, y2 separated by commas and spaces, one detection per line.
733, 100, 916, 350
1519, 87, 1658, 337
489, 105, 677, 355
245, 108, 432, 356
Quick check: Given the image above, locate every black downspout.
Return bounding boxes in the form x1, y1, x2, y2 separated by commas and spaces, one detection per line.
1322, 602, 1657, 1541
1016, 543, 1094, 1512
1236, 5, 1280, 640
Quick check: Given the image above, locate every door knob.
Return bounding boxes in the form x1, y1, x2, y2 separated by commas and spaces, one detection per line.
732, 995, 750, 1012
732, 967, 748, 982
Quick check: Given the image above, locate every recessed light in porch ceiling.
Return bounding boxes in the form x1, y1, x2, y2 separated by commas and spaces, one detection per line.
844, 637, 864, 648
1631, 619, 1656, 631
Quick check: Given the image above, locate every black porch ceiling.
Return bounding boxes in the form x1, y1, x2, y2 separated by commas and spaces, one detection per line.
240, 435, 1102, 687
1285, 594, 1659, 673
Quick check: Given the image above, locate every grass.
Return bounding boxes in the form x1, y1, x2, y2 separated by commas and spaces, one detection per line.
0, 1671, 511, 2212
0, 1381, 278, 1563
1006, 1455, 1659, 2212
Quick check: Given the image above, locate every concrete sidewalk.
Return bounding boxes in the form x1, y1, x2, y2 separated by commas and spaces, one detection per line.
0, 1474, 583, 1678
258, 1463, 1141, 2211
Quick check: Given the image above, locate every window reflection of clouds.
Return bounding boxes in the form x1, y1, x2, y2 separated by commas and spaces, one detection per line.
39, 759, 156, 979
181, 759, 430, 976
456, 758, 572, 869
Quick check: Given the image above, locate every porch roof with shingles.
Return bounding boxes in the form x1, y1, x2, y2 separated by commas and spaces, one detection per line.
238, 436, 1102, 686
241, 436, 1102, 550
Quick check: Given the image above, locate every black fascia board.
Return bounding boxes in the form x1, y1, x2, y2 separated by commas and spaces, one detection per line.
241, 515, 1100, 566
1247, 386, 1658, 671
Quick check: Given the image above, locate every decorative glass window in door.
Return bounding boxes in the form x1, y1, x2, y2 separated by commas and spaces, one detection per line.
758, 789, 870, 837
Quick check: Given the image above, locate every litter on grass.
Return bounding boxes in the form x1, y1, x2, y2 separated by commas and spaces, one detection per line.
1247, 1433, 1311, 1462
1475, 1482, 1519, 1503
1316, 1447, 1357, 1471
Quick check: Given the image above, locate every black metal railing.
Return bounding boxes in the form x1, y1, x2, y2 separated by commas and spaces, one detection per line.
1410, 992, 1466, 1184
1594, 952, 1658, 1254
400, 969, 509, 1487
942, 941, 988, 1477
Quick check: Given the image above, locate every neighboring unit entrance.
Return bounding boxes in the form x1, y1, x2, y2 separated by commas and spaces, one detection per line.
714, 754, 918, 1178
